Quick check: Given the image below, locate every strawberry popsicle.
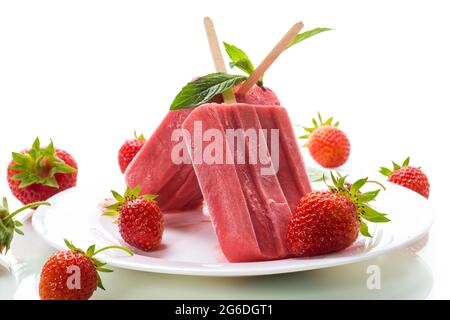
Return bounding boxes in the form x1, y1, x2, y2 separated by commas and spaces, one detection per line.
182, 103, 312, 262
125, 85, 280, 212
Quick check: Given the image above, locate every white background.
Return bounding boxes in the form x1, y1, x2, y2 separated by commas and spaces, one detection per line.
0, 0, 449, 299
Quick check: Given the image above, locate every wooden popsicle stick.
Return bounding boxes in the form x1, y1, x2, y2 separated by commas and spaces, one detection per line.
237, 21, 304, 95
203, 17, 236, 103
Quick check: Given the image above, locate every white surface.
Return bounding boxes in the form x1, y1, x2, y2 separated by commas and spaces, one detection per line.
31, 181, 433, 276
0, 0, 449, 298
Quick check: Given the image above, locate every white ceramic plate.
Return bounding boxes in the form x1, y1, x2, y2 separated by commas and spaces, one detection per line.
32, 181, 433, 277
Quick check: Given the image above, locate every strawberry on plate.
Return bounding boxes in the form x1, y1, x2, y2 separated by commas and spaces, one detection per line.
103, 186, 163, 252
0, 197, 50, 254
286, 173, 390, 257
7, 138, 77, 205
39, 239, 133, 300
118, 132, 146, 173
380, 157, 430, 199
300, 113, 350, 168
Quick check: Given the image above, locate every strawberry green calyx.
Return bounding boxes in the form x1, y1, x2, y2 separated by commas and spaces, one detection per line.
10, 138, 77, 189
134, 131, 145, 141
64, 239, 133, 290
0, 197, 50, 254
102, 186, 158, 217
326, 172, 390, 238
379, 157, 411, 177
299, 113, 340, 140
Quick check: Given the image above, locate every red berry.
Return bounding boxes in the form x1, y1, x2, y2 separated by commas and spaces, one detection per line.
39, 250, 98, 300
39, 240, 132, 300
118, 133, 146, 173
7, 138, 77, 205
301, 114, 350, 168
380, 158, 430, 198
286, 190, 359, 257
286, 174, 390, 257
119, 197, 163, 251
103, 187, 163, 252
308, 126, 350, 168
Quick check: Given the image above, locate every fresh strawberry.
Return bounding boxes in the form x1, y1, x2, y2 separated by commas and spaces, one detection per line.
118, 132, 146, 173
380, 157, 430, 199
300, 113, 350, 168
0, 197, 50, 254
39, 239, 133, 300
103, 186, 163, 251
286, 173, 390, 257
7, 138, 77, 205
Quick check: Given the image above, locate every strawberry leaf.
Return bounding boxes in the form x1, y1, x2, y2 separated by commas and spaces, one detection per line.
379, 167, 392, 177
359, 190, 380, 202
351, 178, 368, 194
10, 138, 76, 189
359, 221, 372, 238
0, 199, 50, 254
326, 172, 389, 238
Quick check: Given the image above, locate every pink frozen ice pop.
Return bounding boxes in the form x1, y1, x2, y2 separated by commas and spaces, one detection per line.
182, 103, 311, 262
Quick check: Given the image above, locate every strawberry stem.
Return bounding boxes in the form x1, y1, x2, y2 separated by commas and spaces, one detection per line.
5, 201, 50, 221
366, 180, 386, 190
93, 245, 134, 257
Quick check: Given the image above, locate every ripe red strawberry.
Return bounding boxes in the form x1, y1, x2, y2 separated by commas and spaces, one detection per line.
103, 186, 163, 251
118, 132, 146, 173
286, 173, 390, 257
300, 114, 350, 168
380, 157, 430, 199
0, 197, 50, 254
7, 138, 77, 205
39, 239, 133, 300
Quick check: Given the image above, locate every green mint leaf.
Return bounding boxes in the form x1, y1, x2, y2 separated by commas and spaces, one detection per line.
169, 73, 247, 110
223, 42, 255, 76
287, 27, 333, 49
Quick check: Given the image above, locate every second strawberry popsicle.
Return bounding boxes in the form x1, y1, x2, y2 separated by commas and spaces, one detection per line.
182, 103, 312, 262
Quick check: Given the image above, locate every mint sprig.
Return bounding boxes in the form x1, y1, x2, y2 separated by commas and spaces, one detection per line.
223, 42, 261, 85
223, 27, 332, 85
169, 73, 247, 110
287, 27, 333, 49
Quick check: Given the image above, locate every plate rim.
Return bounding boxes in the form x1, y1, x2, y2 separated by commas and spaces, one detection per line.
31, 185, 434, 277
